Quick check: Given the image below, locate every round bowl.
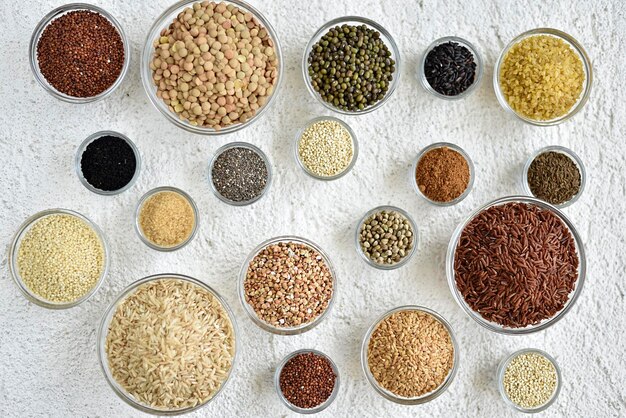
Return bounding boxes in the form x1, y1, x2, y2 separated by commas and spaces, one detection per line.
274, 349, 340, 414
493, 28, 592, 126
208, 142, 273, 206
9, 208, 110, 309
446, 196, 586, 334
355, 206, 418, 270
238, 236, 337, 335
97, 273, 238, 415
361, 305, 459, 404
294, 116, 359, 181
134, 186, 199, 251
302, 16, 401, 115
418, 36, 483, 100
75, 130, 141, 196
497, 348, 561, 413
29, 3, 130, 103
521, 145, 586, 209
140, 0, 283, 135
411, 142, 475, 206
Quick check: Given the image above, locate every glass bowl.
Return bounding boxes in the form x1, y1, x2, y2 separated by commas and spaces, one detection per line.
238, 236, 337, 335
140, 0, 283, 135
9, 208, 110, 309
361, 305, 459, 404
293, 116, 359, 181
97, 273, 239, 415
75, 130, 141, 196
446, 196, 586, 334
521, 145, 586, 209
493, 28, 593, 126
355, 206, 418, 270
497, 348, 562, 413
302, 16, 401, 115
29, 3, 130, 103
274, 349, 340, 414
418, 36, 483, 100
134, 186, 200, 251
411, 142, 475, 206
208, 142, 273, 206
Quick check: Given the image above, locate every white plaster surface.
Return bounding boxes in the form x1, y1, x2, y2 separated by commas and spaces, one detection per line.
1, 0, 625, 417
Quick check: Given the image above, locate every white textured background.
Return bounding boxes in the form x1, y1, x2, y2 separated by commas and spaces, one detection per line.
1, 0, 624, 417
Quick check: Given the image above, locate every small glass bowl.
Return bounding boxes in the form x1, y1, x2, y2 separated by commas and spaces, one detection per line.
411, 142, 475, 206
134, 186, 199, 251
361, 305, 459, 404
418, 36, 483, 100
302, 16, 401, 115
493, 28, 593, 126
497, 348, 562, 413
97, 273, 239, 415
29, 3, 130, 103
140, 0, 283, 135
274, 349, 340, 414
446, 196, 586, 335
521, 145, 586, 209
208, 142, 273, 206
355, 206, 418, 270
238, 236, 337, 335
75, 130, 141, 196
294, 116, 359, 181
9, 208, 110, 309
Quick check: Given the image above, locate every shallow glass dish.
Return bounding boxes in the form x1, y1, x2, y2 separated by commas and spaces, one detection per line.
9, 208, 110, 309
497, 348, 562, 413
29, 3, 130, 103
140, 0, 283, 135
238, 236, 337, 335
134, 186, 199, 251
293, 116, 359, 181
521, 145, 586, 209
302, 16, 401, 115
97, 273, 238, 415
361, 305, 459, 404
355, 206, 418, 270
274, 349, 340, 414
411, 142, 475, 206
418, 36, 483, 100
75, 130, 141, 196
446, 196, 586, 334
208, 142, 273, 206
493, 28, 592, 126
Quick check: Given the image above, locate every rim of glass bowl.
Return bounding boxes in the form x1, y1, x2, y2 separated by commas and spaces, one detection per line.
274, 349, 341, 414
238, 235, 337, 335
140, 0, 284, 135
97, 273, 239, 416
75, 130, 142, 196
134, 186, 200, 251
355, 205, 418, 270
521, 145, 586, 209
411, 142, 475, 206
29, 3, 130, 104
445, 195, 586, 335
301, 16, 402, 115
9, 208, 110, 309
418, 36, 484, 100
497, 348, 562, 413
493, 28, 593, 126
208, 142, 273, 206
360, 305, 459, 405
293, 116, 359, 181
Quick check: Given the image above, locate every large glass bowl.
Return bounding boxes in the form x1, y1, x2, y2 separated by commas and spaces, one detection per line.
446, 196, 586, 334
141, 0, 283, 135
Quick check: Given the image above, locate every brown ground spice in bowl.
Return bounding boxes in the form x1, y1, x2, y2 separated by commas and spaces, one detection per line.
415, 146, 470, 203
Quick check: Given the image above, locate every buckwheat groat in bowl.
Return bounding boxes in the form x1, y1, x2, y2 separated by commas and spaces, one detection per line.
142, 0, 283, 134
